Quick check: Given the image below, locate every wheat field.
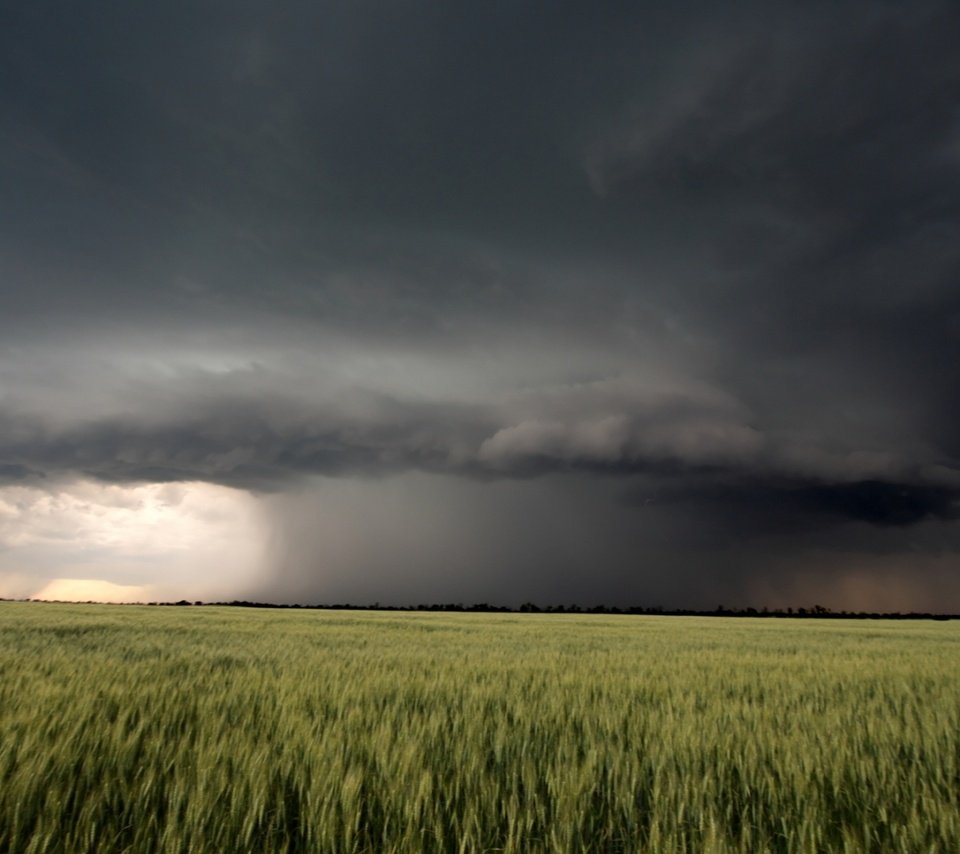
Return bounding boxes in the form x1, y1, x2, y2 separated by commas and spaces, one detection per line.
0, 602, 957, 852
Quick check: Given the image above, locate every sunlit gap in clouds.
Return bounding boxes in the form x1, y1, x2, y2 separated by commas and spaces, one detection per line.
0, 480, 267, 603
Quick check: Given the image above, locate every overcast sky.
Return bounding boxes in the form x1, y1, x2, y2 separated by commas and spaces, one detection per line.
2, 0, 959, 609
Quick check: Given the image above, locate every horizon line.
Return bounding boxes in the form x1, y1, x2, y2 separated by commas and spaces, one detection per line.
4, 598, 957, 620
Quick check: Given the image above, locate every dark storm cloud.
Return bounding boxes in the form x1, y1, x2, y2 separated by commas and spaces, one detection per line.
2, 370, 956, 516
1, 0, 609, 307
635, 478, 960, 530
790, 481, 960, 528
2, 0, 960, 606
0, 463, 38, 485
587, 0, 960, 443
0, 389, 490, 489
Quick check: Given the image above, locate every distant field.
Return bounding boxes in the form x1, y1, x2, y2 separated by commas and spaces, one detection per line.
1, 604, 957, 852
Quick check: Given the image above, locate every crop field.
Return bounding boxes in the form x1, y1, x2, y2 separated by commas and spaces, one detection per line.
0, 604, 958, 853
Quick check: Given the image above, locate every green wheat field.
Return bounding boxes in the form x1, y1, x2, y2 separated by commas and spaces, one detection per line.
1, 603, 958, 852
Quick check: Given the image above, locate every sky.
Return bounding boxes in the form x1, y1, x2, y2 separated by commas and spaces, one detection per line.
1, 0, 959, 610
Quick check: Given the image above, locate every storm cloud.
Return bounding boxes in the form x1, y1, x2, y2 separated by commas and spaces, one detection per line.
2, 1, 959, 609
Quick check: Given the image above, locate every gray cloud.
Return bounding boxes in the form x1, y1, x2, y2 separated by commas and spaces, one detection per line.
2, 368, 956, 512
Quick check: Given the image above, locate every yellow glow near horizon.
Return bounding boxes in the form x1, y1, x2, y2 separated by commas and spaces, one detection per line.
31, 578, 154, 604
